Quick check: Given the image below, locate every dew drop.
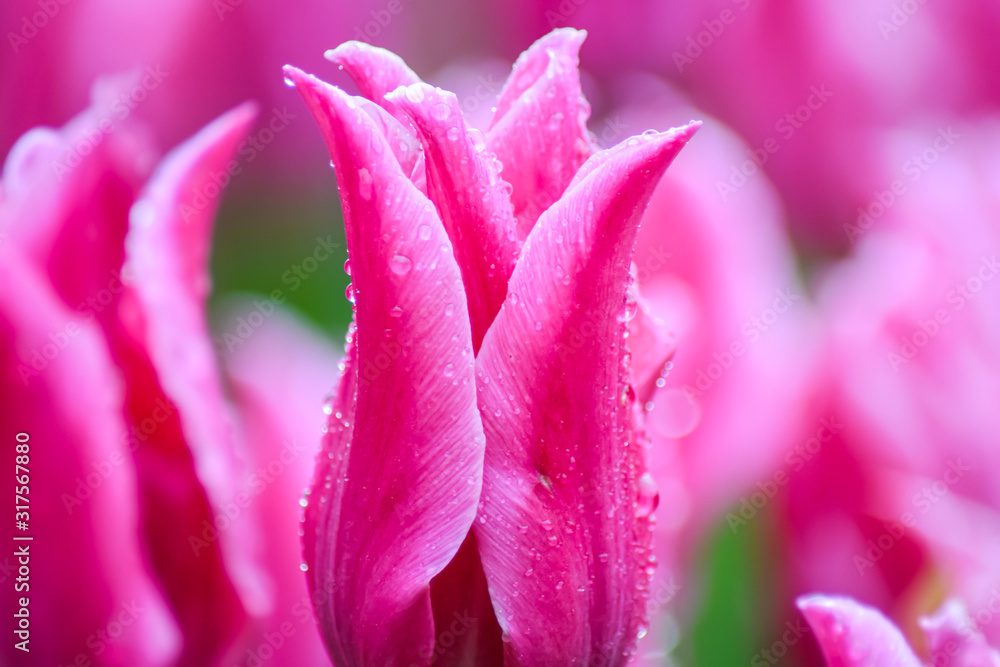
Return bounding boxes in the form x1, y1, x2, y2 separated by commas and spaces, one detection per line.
432, 103, 451, 120
345, 283, 356, 304
548, 112, 565, 132
444, 303, 455, 317
357, 168, 373, 200
389, 254, 412, 275
637, 472, 659, 518
390, 306, 403, 318
418, 224, 432, 240
443, 363, 455, 378
446, 126, 461, 142
343, 259, 351, 275
283, 76, 296, 88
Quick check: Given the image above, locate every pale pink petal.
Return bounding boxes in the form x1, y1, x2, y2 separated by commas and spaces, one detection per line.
288, 66, 487, 666
473, 124, 697, 665
921, 599, 1000, 667
486, 28, 593, 238
220, 304, 339, 666
628, 289, 677, 404
796, 594, 922, 667
388, 82, 520, 349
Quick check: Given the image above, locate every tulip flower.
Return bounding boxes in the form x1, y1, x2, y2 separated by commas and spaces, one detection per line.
286, 28, 698, 665
1, 80, 332, 665
797, 594, 1000, 666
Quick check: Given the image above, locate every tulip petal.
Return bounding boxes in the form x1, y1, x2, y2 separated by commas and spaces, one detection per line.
388, 82, 520, 350
472, 124, 697, 665
920, 600, 1000, 667
796, 594, 922, 667
354, 96, 426, 188
486, 28, 593, 238
124, 102, 262, 662
325, 41, 420, 120
288, 66, 486, 666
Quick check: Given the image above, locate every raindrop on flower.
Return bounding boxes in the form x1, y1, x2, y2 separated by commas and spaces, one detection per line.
431, 103, 451, 120
389, 254, 412, 275
446, 126, 461, 142
357, 167, 373, 200
418, 224, 432, 240
636, 472, 659, 518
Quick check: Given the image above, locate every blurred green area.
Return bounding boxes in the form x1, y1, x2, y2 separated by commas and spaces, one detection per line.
679, 502, 784, 666
209, 190, 352, 342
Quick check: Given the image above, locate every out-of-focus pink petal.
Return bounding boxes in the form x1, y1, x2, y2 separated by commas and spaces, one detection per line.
123, 102, 261, 662
473, 124, 697, 665
388, 82, 519, 350
0, 80, 154, 317
0, 253, 179, 666
797, 594, 922, 667
220, 304, 339, 667
486, 28, 592, 238
289, 66, 486, 666
920, 600, 1000, 667
627, 289, 676, 404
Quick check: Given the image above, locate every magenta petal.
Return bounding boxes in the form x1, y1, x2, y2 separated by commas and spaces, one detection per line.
920, 600, 1000, 667
486, 28, 593, 238
796, 594, 922, 667
325, 41, 420, 117
388, 82, 520, 349
289, 68, 486, 666
472, 125, 697, 665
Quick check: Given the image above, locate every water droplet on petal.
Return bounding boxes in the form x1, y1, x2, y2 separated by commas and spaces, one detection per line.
343, 259, 351, 275
637, 472, 659, 518
389, 254, 412, 275
431, 103, 451, 120
357, 168, 373, 200
446, 126, 461, 142
444, 303, 455, 316
390, 306, 403, 318
418, 224, 432, 241
443, 363, 455, 378
345, 283, 356, 304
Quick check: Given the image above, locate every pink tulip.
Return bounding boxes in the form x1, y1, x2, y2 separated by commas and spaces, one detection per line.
1, 81, 329, 664
286, 29, 697, 665
798, 594, 1000, 666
